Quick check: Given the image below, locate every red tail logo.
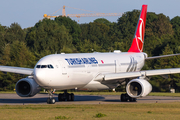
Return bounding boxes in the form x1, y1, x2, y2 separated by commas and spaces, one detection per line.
128, 5, 147, 52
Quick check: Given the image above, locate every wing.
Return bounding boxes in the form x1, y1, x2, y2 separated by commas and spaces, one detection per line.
0, 66, 34, 75
94, 68, 180, 82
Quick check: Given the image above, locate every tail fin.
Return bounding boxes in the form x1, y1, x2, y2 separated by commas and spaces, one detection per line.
128, 5, 147, 52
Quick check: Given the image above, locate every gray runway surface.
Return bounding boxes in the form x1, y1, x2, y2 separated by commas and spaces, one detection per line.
0, 93, 180, 105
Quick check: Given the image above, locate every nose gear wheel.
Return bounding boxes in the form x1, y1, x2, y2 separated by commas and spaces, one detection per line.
47, 90, 56, 104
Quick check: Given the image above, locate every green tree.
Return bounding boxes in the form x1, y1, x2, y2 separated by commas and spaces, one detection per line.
5, 23, 25, 43
150, 44, 180, 92
78, 39, 101, 53
94, 18, 112, 26
117, 10, 140, 51
144, 13, 174, 56
171, 16, 180, 40
26, 18, 73, 58
80, 22, 111, 51
0, 24, 7, 54
1, 41, 35, 68
55, 16, 81, 46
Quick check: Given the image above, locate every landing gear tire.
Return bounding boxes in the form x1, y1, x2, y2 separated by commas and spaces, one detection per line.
70, 93, 74, 101
120, 93, 136, 102
47, 90, 56, 104
121, 94, 128, 102
67, 93, 74, 101
58, 93, 65, 101
67, 93, 71, 101
58, 91, 75, 101
47, 98, 55, 104
129, 97, 137, 102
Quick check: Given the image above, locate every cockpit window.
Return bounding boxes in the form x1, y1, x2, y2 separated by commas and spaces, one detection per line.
49, 65, 54, 68
47, 65, 54, 68
36, 64, 54, 69
41, 65, 47, 68
36, 65, 41, 68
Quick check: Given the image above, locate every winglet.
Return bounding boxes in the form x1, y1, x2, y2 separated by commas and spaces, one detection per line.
128, 5, 147, 53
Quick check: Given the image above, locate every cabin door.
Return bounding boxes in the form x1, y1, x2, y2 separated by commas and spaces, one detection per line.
115, 60, 121, 73
58, 60, 67, 74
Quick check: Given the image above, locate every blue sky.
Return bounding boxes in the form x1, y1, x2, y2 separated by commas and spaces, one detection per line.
0, 0, 179, 29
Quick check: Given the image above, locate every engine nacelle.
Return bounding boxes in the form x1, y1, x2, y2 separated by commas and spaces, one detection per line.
15, 77, 41, 97
126, 79, 152, 98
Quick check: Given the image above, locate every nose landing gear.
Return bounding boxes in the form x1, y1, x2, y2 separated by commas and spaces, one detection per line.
47, 90, 56, 104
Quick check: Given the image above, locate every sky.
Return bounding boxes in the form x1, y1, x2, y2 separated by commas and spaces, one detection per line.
0, 0, 180, 29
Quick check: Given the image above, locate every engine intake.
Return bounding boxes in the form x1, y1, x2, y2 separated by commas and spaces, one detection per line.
126, 79, 152, 98
16, 77, 40, 97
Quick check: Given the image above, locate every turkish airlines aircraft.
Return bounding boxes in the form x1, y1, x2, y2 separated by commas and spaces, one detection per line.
1, 5, 180, 104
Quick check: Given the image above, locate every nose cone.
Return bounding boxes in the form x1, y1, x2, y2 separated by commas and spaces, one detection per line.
34, 69, 47, 86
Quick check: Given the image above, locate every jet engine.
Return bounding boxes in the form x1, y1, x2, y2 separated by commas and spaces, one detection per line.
15, 77, 40, 97
126, 79, 152, 98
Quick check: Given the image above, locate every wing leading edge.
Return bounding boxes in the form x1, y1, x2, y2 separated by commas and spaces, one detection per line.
0, 66, 33, 75
94, 68, 180, 82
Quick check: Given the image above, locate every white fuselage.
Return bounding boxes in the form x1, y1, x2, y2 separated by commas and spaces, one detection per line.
33, 52, 146, 90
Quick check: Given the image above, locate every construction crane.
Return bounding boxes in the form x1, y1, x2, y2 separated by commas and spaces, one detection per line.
43, 5, 123, 19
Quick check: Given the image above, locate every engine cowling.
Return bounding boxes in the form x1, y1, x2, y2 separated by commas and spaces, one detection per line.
126, 79, 152, 98
15, 77, 41, 97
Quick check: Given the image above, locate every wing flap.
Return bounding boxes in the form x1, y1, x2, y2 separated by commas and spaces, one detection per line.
0, 66, 34, 75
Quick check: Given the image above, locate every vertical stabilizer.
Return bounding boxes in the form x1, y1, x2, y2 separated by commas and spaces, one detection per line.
128, 5, 147, 52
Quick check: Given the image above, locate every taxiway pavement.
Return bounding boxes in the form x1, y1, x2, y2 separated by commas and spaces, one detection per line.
0, 93, 180, 105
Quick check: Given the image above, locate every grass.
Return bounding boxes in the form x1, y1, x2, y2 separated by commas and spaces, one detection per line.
94, 113, 107, 118
55, 116, 70, 119
0, 91, 180, 119
1, 103, 180, 120
148, 92, 180, 97
0, 91, 16, 93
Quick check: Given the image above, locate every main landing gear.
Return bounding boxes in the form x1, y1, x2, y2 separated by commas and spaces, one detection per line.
58, 90, 74, 101
121, 93, 136, 102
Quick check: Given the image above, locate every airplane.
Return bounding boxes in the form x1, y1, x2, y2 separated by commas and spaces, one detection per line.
1, 4, 180, 104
